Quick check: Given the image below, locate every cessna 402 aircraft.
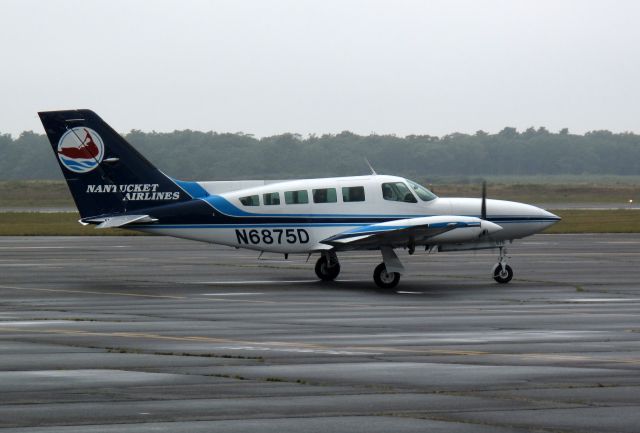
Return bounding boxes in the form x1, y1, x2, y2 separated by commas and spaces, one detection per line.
39, 110, 560, 289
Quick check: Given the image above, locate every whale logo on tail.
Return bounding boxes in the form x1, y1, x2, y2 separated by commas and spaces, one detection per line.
57, 127, 105, 173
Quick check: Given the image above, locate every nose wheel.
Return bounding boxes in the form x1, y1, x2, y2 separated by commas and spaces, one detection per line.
315, 252, 341, 281
492, 246, 513, 283
493, 264, 513, 283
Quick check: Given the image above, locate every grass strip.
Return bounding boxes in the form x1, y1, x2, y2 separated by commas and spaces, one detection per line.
544, 209, 640, 234
0, 212, 144, 236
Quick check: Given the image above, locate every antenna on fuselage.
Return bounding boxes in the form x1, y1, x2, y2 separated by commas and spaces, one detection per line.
364, 157, 377, 175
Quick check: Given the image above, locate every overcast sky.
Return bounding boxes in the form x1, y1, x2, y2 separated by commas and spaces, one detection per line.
1, 0, 639, 137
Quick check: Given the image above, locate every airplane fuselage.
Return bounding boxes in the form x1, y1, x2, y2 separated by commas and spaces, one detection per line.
135, 175, 559, 254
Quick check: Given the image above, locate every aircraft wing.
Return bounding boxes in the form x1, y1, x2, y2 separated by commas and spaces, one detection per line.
320, 216, 501, 250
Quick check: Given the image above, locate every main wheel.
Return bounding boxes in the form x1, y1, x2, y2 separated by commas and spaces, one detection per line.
315, 255, 340, 281
493, 264, 513, 284
373, 262, 400, 289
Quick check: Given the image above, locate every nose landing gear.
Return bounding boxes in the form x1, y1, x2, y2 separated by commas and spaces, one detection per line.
492, 246, 513, 283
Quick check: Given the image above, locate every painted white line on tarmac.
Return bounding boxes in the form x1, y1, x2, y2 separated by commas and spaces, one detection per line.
195, 280, 319, 285
202, 293, 264, 296
0, 245, 129, 250
564, 298, 640, 303
0, 246, 74, 250
213, 345, 381, 355
194, 279, 366, 285
0, 321, 73, 326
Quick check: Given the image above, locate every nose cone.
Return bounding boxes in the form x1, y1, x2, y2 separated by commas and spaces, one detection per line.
484, 199, 561, 238
528, 205, 562, 234
541, 208, 561, 223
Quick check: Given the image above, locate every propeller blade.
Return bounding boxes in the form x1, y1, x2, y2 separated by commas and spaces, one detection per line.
481, 181, 487, 220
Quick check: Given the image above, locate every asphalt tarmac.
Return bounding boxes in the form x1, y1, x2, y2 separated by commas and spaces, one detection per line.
0, 234, 639, 432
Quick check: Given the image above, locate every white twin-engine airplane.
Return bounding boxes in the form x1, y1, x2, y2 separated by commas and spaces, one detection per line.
40, 110, 560, 289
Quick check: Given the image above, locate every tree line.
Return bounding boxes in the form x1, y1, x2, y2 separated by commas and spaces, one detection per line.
1, 127, 639, 181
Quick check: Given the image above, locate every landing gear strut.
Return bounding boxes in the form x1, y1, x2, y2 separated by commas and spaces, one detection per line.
492, 246, 513, 284
315, 251, 340, 281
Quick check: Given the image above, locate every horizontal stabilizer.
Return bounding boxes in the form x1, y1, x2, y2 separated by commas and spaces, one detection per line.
84, 214, 158, 229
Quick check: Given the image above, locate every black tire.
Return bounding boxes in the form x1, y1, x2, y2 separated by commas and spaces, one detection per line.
373, 262, 400, 289
315, 256, 340, 281
493, 264, 513, 284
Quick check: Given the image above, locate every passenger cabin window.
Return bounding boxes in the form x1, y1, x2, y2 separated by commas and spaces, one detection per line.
239, 194, 260, 206
381, 182, 417, 203
313, 188, 337, 203
285, 190, 309, 204
263, 192, 280, 205
342, 186, 365, 202
407, 179, 437, 202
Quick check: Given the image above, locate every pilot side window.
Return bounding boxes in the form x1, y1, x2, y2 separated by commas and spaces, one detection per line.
342, 186, 365, 202
381, 182, 417, 203
285, 190, 309, 204
239, 195, 260, 206
312, 188, 337, 203
263, 192, 280, 205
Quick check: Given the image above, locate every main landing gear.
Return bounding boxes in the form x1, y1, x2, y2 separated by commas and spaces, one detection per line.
373, 262, 400, 289
492, 246, 513, 284
373, 246, 404, 289
315, 248, 403, 289
315, 251, 341, 281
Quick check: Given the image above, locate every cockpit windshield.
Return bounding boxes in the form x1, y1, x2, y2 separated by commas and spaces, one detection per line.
406, 179, 437, 202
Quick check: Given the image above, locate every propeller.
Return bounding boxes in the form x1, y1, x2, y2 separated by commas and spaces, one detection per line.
479, 181, 501, 238
481, 181, 487, 220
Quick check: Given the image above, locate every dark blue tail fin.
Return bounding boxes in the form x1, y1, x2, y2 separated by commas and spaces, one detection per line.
39, 109, 190, 218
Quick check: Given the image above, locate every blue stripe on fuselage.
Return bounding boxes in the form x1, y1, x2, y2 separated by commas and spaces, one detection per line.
138, 223, 369, 229
136, 219, 551, 230
173, 179, 210, 199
